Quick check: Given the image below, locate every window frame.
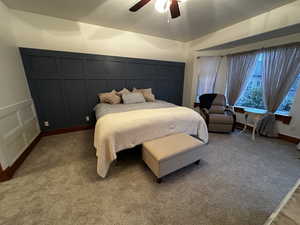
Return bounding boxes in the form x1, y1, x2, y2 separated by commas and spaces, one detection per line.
235, 53, 300, 116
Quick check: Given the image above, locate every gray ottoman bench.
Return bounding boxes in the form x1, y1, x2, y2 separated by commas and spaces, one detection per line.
142, 133, 205, 183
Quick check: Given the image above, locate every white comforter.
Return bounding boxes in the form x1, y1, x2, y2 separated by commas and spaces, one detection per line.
94, 106, 208, 178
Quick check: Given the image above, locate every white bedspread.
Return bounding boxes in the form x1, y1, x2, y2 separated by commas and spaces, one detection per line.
94, 106, 208, 178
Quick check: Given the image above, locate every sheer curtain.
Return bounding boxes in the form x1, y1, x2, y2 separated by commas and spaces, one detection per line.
258, 46, 300, 137
196, 56, 222, 100
214, 56, 228, 95
226, 52, 257, 106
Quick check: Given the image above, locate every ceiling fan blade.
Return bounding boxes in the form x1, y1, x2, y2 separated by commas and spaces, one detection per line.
129, 0, 152, 12
170, 0, 180, 18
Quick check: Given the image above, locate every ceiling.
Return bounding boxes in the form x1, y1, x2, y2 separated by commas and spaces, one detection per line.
3, 0, 295, 42
199, 24, 300, 51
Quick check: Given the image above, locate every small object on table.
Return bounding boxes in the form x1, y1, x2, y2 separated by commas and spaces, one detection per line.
240, 109, 266, 141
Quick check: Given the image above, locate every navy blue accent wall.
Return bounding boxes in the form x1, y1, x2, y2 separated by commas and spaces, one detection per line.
20, 48, 185, 131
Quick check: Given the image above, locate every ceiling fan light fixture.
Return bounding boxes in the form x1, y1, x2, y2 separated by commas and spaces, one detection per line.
155, 0, 171, 13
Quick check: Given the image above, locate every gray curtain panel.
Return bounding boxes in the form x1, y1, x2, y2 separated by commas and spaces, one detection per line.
196, 56, 222, 98
259, 46, 300, 137
226, 52, 257, 106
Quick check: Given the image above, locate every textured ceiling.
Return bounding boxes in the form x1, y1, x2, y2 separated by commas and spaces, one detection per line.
3, 0, 295, 42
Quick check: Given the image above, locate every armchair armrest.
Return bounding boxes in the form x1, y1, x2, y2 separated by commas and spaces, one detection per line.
225, 108, 235, 115
199, 108, 209, 124
225, 108, 236, 131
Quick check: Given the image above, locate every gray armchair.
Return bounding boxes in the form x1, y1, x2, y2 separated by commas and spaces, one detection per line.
198, 94, 236, 133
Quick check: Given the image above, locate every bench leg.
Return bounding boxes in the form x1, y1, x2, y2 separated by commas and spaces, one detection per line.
156, 178, 162, 183
195, 160, 200, 165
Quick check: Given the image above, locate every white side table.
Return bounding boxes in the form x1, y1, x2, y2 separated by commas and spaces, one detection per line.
240, 109, 266, 140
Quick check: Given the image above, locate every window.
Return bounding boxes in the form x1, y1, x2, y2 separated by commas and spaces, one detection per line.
236, 53, 300, 115
277, 74, 300, 114
236, 54, 265, 110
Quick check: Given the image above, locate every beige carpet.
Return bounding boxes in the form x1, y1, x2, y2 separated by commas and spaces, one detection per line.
0, 130, 299, 225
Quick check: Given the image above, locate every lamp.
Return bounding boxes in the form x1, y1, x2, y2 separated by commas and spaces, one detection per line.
155, 0, 171, 13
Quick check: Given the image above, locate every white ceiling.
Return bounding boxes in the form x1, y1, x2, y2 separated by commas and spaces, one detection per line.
3, 0, 295, 42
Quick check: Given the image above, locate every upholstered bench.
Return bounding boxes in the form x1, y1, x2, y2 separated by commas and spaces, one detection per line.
142, 133, 205, 183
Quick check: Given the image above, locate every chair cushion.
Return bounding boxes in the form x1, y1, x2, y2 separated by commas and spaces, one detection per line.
209, 113, 234, 124
209, 105, 225, 114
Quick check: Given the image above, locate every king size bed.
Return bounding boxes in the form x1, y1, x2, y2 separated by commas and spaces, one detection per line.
93, 100, 208, 178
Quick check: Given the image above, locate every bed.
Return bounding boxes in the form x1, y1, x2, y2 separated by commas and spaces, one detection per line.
93, 100, 209, 178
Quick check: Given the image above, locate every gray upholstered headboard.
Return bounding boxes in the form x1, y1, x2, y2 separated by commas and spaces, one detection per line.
20, 48, 185, 131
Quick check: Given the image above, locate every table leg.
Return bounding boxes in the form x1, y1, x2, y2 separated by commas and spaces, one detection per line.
240, 124, 247, 134
252, 127, 256, 141
240, 114, 248, 134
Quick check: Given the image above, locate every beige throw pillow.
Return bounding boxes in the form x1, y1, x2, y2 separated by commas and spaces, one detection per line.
117, 88, 130, 96
98, 90, 121, 104
133, 88, 155, 102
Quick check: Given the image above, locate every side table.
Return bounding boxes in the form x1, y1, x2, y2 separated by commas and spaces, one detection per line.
240, 109, 265, 140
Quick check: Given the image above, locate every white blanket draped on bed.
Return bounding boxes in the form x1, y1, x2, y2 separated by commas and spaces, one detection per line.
94, 106, 208, 178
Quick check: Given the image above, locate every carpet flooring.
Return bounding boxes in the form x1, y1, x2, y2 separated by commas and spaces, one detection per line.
0, 130, 299, 225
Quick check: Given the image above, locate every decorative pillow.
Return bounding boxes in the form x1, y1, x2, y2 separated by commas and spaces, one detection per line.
98, 90, 121, 104
117, 88, 130, 96
133, 88, 155, 102
122, 92, 146, 104
144, 93, 155, 102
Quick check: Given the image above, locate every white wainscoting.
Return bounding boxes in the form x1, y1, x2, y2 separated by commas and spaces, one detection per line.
0, 99, 40, 170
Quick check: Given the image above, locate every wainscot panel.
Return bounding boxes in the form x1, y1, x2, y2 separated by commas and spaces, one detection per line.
0, 99, 40, 170
20, 48, 185, 132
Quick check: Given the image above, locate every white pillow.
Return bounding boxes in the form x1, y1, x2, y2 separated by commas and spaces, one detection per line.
122, 93, 146, 104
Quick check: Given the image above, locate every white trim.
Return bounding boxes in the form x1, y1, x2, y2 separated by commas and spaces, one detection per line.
0, 99, 33, 119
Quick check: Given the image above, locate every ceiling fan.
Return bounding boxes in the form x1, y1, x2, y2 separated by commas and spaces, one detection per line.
129, 0, 181, 19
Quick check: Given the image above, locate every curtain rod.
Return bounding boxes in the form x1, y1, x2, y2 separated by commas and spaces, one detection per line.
196, 42, 300, 59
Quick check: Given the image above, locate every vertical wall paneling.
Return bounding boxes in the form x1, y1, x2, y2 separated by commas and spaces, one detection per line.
20, 48, 185, 132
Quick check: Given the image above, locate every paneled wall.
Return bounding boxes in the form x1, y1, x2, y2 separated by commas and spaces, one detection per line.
0, 100, 40, 169
20, 48, 185, 132
0, 2, 40, 171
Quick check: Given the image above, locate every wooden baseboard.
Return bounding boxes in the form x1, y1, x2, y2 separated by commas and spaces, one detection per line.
1, 122, 298, 182
0, 125, 95, 182
41, 125, 94, 137
0, 163, 9, 182
278, 133, 300, 144
0, 134, 42, 182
